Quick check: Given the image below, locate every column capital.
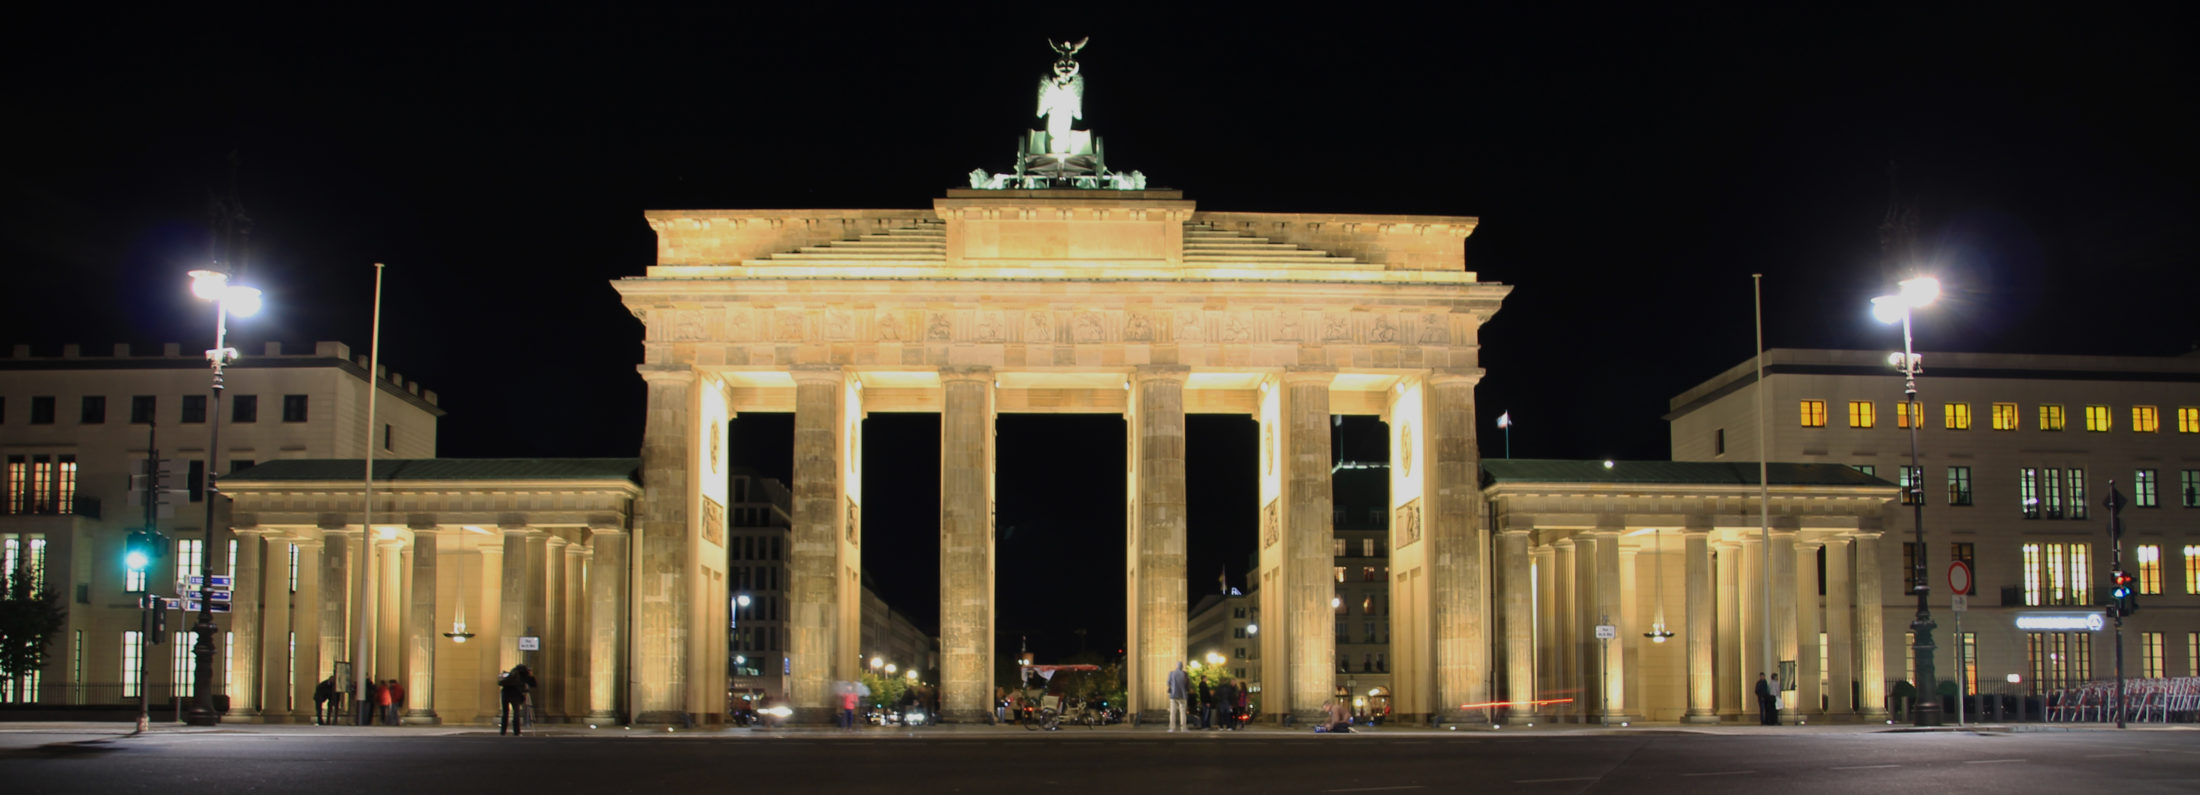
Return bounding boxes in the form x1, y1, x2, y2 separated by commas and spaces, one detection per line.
1682, 527, 1713, 538
1496, 527, 1532, 538
1426, 368, 1485, 387
789, 364, 846, 385
938, 365, 994, 384
637, 365, 695, 386
1280, 366, 1335, 386
546, 536, 571, 550
1132, 364, 1190, 384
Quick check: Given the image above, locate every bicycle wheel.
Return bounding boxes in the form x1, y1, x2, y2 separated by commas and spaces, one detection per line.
1041, 708, 1060, 731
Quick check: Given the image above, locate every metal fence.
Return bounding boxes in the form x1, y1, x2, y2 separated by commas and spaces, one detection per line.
2045, 677, 2200, 723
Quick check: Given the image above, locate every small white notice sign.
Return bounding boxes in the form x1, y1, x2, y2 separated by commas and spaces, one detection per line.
1951, 594, 1968, 612
519, 636, 541, 651
1594, 624, 1617, 639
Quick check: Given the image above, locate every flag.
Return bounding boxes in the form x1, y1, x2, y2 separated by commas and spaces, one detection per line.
1496, 411, 1512, 429
1219, 566, 1228, 594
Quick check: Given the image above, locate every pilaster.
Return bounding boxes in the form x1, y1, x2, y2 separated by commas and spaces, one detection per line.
289, 538, 324, 723
257, 535, 292, 720
1771, 529, 1799, 723
1714, 539, 1740, 719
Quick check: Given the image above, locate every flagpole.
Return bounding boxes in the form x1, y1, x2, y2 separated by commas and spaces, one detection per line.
354, 262, 384, 723
1753, 273, 1776, 720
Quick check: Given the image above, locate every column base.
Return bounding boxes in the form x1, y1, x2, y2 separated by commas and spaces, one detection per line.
1682, 711, 1722, 724
791, 706, 841, 726
1503, 713, 1540, 726
632, 709, 691, 727
401, 710, 440, 725
586, 710, 623, 724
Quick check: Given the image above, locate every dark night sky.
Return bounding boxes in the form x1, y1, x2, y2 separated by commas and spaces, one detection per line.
6, 3, 2195, 660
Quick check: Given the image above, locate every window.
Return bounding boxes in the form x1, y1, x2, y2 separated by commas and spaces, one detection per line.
1991, 402, 2018, 431
172, 631, 197, 697
1943, 402, 1971, 430
383, 423, 394, 451
1714, 428, 1725, 455
1899, 466, 1923, 505
2026, 632, 2092, 695
2137, 545, 2162, 595
1962, 632, 1978, 695
288, 543, 300, 593
1334, 566, 1345, 584
122, 632, 143, 699
181, 395, 206, 424
1362, 566, 1376, 582
130, 396, 156, 424
1946, 467, 1972, 506
2039, 404, 2066, 431
1950, 543, 1975, 594
232, 395, 257, 423
228, 459, 253, 478
2021, 542, 2092, 606
1332, 538, 1346, 557
1904, 632, 1916, 685
2132, 406, 2160, 433
2141, 633, 2165, 678
1362, 538, 1376, 557
2068, 470, 2088, 520
2187, 546, 2200, 596
187, 460, 205, 503
2192, 634, 2200, 677
4, 455, 77, 516
0, 533, 48, 591
1895, 401, 1922, 429
1853, 464, 1875, 477
2136, 469, 2159, 508
282, 394, 309, 423
2019, 468, 2041, 518
1800, 400, 1827, 428
1848, 401, 1875, 429
1902, 543, 1920, 592
2084, 405, 2111, 432
80, 396, 105, 424
2180, 407, 2200, 434
30, 396, 55, 424
176, 539, 203, 593
2042, 468, 2063, 519
2183, 471, 2199, 508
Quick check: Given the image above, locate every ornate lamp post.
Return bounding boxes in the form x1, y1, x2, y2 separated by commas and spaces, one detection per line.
184, 268, 262, 726
1872, 275, 1940, 726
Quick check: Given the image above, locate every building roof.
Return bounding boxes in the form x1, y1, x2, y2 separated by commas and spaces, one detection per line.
1481, 459, 1891, 488
227, 458, 640, 484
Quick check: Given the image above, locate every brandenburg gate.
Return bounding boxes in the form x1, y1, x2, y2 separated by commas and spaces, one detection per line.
614, 188, 1509, 723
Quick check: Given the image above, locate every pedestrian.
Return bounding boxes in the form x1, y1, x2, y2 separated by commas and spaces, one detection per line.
312, 676, 337, 725
1215, 678, 1240, 731
372, 678, 394, 725
1769, 673, 1783, 724
499, 664, 536, 736
1754, 672, 1775, 726
1166, 661, 1190, 732
1319, 699, 1352, 733
1234, 681, 1250, 729
840, 686, 860, 729
1196, 674, 1214, 729
385, 679, 406, 725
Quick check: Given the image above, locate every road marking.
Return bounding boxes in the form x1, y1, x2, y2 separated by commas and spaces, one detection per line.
1682, 770, 1756, 777
2084, 753, 2140, 759
1512, 777, 1596, 784
1963, 759, 2025, 765
1830, 764, 1901, 770
1324, 787, 1425, 793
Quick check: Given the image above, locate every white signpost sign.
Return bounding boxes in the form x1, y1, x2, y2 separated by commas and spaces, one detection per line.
1593, 624, 1617, 640
518, 636, 541, 651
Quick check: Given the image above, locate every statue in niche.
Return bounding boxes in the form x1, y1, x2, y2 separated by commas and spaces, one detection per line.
1025, 311, 1052, 342
1370, 315, 1397, 342
1222, 314, 1252, 342
1036, 37, 1088, 156
1323, 315, 1351, 342
876, 312, 903, 341
1124, 313, 1153, 342
927, 312, 952, 341
1073, 313, 1105, 343
1419, 313, 1447, 343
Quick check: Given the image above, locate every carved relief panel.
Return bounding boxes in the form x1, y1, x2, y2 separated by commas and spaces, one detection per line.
1394, 499, 1422, 549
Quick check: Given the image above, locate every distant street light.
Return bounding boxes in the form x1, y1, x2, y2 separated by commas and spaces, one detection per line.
183, 268, 261, 726
1873, 274, 1941, 727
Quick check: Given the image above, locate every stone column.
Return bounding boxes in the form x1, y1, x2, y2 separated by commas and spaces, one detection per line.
499, 528, 531, 673
377, 536, 404, 684
258, 536, 292, 720
1740, 532, 1767, 706
290, 538, 324, 723
1619, 543, 1642, 721
404, 530, 439, 724
1533, 543, 1556, 721
1282, 368, 1335, 722
1498, 528, 1535, 724
1683, 530, 1717, 722
543, 535, 568, 718
1854, 533, 1887, 719
587, 526, 629, 721
1572, 533, 1598, 721
1825, 536, 1856, 716
1425, 372, 1485, 722
1793, 539, 1821, 721
1592, 531, 1627, 722
789, 366, 852, 723
1771, 529, 1799, 723
1714, 539, 1740, 719
476, 543, 505, 723
1552, 539, 1576, 718
633, 366, 694, 725
563, 543, 587, 721
230, 530, 264, 716
939, 367, 997, 723
1125, 365, 1186, 724
318, 532, 351, 715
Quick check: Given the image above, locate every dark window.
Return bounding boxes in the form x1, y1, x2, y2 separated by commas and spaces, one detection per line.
1714, 428, 1725, 455
383, 423, 393, 450
228, 459, 254, 477
80, 396, 105, 424
281, 394, 309, 423
181, 395, 207, 424
1817, 545, 1828, 596
232, 395, 257, 423
1902, 542, 1920, 591
187, 459, 206, 503
130, 396, 156, 424
30, 396, 55, 424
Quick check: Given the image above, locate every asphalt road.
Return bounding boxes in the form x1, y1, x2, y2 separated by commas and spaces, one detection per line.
3, 726, 2196, 794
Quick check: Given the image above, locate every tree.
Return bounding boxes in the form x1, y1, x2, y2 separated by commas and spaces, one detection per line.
861, 671, 908, 711
0, 563, 66, 702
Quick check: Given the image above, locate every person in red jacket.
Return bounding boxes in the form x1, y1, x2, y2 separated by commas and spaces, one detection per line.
384, 679, 406, 725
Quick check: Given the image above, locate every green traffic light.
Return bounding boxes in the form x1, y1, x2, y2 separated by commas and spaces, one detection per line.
125, 549, 150, 573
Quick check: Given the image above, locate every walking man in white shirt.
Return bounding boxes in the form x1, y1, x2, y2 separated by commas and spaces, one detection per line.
1167, 662, 1191, 732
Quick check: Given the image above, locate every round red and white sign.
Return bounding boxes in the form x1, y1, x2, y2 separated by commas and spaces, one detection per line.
1948, 560, 1972, 595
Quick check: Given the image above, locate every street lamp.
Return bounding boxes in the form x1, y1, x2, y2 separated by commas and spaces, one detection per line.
184, 268, 261, 726
1873, 274, 1940, 727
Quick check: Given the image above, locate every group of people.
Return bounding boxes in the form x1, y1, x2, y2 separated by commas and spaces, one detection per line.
1164, 662, 1250, 731
1754, 672, 1785, 725
306, 675, 407, 725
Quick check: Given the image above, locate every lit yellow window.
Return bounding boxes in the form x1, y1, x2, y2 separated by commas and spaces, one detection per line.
1943, 402, 1972, 430
1895, 401, 1922, 429
2132, 405, 2159, 433
2187, 545, 2200, 595
1847, 401, 1875, 429
1991, 402, 2018, 431
2137, 545, 2162, 595
2039, 404, 2066, 431
2084, 405, 2111, 432
2179, 407, 2199, 434
1800, 400, 1827, 428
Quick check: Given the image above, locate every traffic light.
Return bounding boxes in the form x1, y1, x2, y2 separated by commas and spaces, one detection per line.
123, 529, 154, 576
2110, 570, 2139, 617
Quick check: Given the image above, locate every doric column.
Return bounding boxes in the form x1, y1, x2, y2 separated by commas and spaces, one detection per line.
1552, 538, 1576, 718
230, 529, 265, 716
1424, 372, 1486, 723
258, 536, 293, 720
940, 366, 997, 723
475, 542, 505, 723
1498, 528, 1535, 724
1619, 543, 1641, 721
587, 526, 629, 721
543, 535, 568, 718
1825, 536, 1856, 716
1740, 532, 1767, 706
1282, 368, 1335, 721
499, 527, 532, 673
789, 365, 855, 722
1714, 539, 1740, 718
404, 529, 438, 723
563, 542, 587, 722
1771, 529, 1799, 723
1125, 365, 1186, 724
376, 536, 404, 684
317, 531, 351, 714
290, 538, 324, 722
1573, 533, 1599, 721
634, 366, 694, 724
1591, 530, 1627, 722
1683, 529, 1717, 722
1854, 533, 1887, 719
1793, 539, 1821, 721
1533, 543, 1557, 721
